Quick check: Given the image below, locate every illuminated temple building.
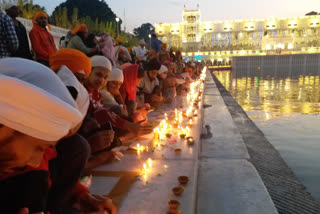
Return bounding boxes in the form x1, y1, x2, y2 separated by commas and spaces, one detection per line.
155, 5, 320, 62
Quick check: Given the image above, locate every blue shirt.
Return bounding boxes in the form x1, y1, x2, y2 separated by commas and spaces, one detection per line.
0, 10, 19, 58
151, 38, 162, 53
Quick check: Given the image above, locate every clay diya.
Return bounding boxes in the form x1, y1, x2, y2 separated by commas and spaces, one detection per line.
174, 148, 182, 155
172, 186, 184, 196
167, 210, 181, 214
186, 137, 194, 145
166, 133, 172, 138
168, 199, 180, 209
178, 176, 189, 185
182, 111, 187, 118
179, 134, 186, 139
187, 124, 193, 128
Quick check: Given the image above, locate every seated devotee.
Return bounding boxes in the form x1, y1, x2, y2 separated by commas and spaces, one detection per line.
137, 58, 163, 105
101, 67, 125, 112
158, 43, 170, 64
50, 50, 118, 167
85, 55, 144, 133
0, 7, 19, 58
100, 32, 116, 63
5, 3, 32, 59
29, 11, 56, 66
114, 38, 132, 64
115, 47, 131, 67
0, 58, 116, 214
134, 39, 148, 62
67, 24, 100, 56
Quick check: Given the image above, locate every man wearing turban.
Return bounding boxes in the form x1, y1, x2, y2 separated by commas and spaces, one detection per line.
50, 48, 92, 84
67, 24, 100, 56
29, 11, 57, 66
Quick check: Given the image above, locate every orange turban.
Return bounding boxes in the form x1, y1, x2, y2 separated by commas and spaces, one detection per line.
149, 50, 156, 56
32, 11, 51, 30
161, 43, 167, 49
72, 24, 88, 35
50, 48, 91, 78
115, 38, 122, 45
118, 48, 126, 54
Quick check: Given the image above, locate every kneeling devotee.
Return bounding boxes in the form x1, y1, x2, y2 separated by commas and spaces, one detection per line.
0, 58, 116, 214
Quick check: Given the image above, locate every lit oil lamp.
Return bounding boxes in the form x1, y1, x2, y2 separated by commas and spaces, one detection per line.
186, 136, 194, 145
188, 119, 193, 128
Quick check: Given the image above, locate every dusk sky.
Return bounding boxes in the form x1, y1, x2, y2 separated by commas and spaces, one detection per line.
34, 0, 320, 32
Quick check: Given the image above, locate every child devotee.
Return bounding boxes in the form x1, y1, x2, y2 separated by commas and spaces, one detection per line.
137, 58, 163, 105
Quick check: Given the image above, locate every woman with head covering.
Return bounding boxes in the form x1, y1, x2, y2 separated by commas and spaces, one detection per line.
67, 24, 100, 56
114, 38, 132, 67
101, 67, 124, 109
100, 32, 116, 63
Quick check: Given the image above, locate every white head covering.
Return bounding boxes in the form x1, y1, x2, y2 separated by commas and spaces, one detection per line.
108, 67, 124, 83
190, 62, 196, 67
5, 3, 15, 10
56, 66, 89, 119
139, 39, 145, 45
158, 65, 168, 75
91, 55, 112, 71
0, 58, 82, 142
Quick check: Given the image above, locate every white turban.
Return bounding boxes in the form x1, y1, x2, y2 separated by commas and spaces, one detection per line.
108, 67, 123, 83
0, 58, 82, 142
139, 39, 145, 45
91, 55, 112, 71
158, 65, 168, 75
56, 66, 89, 119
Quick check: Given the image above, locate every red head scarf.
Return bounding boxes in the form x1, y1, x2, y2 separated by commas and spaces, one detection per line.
119, 64, 139, 102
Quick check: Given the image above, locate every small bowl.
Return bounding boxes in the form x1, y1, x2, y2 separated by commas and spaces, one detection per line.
174, 148, 182, 155
180, 134, 186, 139
167, 210, 181, 214
168, 199, 180, 209
167, 209, 181, 214
186, 137, 195, 145
172, 186, 184, 196
178, 176, 189, 185
166, 133, 172, 138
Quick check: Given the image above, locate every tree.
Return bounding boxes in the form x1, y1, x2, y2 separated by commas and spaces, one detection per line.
52, 0, 121, 28
133, 23, 155, 47
1, 0, 46, 19
306, 11, 318, 16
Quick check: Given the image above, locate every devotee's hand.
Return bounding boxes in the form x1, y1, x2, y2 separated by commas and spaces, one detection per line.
79, 193, 116, 214
151, 94, 164, 103
88, 130, 115, 153
82, 117, 101, 136
18, 208, 29, 214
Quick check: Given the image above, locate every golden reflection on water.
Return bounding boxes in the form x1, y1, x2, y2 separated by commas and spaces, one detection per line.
213, 70, 320, 119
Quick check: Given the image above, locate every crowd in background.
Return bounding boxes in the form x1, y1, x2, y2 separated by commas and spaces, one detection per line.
0, 4, 204, 214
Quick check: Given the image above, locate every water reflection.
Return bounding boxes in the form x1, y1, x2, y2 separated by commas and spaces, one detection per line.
214, 70, 320, 119
214, 70, 320, 201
